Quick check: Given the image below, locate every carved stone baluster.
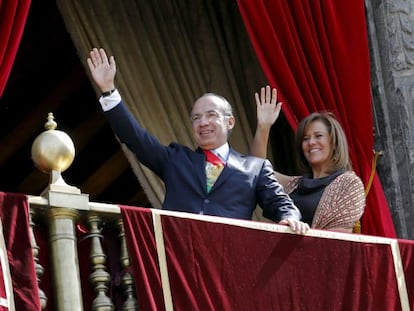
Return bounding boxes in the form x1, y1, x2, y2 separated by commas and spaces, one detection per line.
117, 219, 138, 310
88, 214, 114, 311
32, 113, 87, 310
29, 208, 48, 309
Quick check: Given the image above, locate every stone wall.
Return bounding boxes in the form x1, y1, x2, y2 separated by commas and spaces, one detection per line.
365, 0, 414, 238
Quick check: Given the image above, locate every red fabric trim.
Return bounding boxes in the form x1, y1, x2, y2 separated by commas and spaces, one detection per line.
398, 239, 414, 310
121, 208, 410, 310
236, 0, 396, 237
0, 260, 6, 302
162, 217, 400, 310
121, 206, 165, 311
0, 192, 41, 310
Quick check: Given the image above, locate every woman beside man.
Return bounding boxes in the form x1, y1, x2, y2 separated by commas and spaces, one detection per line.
251, 85, 366, 233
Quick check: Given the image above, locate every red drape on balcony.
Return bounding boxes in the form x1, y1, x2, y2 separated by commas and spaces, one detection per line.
0, 192, 41, 311
236, 0, 396, 237
0, 0, 31, 97
121, 206, 413, 310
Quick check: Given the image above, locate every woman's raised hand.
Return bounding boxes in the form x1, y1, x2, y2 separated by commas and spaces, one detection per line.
254, 85, 282, 128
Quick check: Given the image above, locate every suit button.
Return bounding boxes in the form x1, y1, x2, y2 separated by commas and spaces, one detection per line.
204, 199, 210, 204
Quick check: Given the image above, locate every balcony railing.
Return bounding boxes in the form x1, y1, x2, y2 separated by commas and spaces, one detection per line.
3, 113, 411, 311
28, 194, 137, 310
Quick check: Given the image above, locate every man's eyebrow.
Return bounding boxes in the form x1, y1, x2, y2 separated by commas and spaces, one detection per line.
191, 110, 220, 115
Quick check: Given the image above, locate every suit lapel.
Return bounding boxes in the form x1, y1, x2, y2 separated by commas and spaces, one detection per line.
192, 148, 207, 192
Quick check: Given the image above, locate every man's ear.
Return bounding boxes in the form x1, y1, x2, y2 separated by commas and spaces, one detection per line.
227, 116, 235, 130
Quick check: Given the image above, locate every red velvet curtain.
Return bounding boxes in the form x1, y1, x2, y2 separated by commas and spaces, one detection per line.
0, 1, 37, 307
237, 0, 396, 237
0, 0, 31, 96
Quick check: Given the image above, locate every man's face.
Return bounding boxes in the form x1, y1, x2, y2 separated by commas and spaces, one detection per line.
190, 95, 235, 150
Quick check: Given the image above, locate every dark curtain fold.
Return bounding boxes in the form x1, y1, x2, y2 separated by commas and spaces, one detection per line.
237, 0, 396, 237
0, 0, 31, 96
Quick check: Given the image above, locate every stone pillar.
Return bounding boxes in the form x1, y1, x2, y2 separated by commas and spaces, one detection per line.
47, 191, 89, 311
365, 0, 414, 238
31, 113, 90, 309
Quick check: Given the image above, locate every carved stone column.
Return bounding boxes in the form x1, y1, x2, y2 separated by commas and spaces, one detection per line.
48, 199, 86, 311
29, 207, 47, 309
87, 214, 114, 311
365, 0, 414, 238
32, 113, 90, 309
117, 219, 137, 310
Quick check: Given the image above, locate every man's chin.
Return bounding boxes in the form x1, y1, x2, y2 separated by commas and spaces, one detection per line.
199, 143, 215, 150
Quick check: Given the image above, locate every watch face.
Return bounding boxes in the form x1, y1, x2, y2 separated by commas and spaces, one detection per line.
102, 89, 116, 97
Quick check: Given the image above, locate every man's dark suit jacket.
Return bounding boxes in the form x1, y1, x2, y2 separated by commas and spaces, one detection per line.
104, 101, 301, 222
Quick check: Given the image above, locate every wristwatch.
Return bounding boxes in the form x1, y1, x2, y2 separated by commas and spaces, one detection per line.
101, 88, 116, 97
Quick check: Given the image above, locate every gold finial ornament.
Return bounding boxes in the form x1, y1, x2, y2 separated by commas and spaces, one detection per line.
44, 111, 57, 131
32, 113, 74, 172
32, 113, 79, 193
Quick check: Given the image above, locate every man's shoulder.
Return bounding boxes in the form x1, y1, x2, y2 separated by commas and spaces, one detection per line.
229, 149, 271, 169
229, 148, 265, 160
169, 143, 205, 159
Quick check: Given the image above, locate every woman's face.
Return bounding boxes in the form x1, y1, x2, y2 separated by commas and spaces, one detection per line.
301, 120, 332, 173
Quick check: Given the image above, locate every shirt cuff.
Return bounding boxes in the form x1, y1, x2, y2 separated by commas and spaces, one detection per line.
99, 89, 122, 111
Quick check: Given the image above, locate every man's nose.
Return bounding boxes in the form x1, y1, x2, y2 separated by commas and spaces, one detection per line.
199, 114, 210, 124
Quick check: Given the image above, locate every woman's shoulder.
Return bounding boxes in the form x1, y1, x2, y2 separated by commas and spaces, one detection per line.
334, 170, 363, 184
329, 171, 366, 197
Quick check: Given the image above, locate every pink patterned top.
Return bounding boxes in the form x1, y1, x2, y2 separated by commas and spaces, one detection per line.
285, 171, 366, 230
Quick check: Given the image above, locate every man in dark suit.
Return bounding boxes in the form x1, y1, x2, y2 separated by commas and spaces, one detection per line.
87, 47, 309, 234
